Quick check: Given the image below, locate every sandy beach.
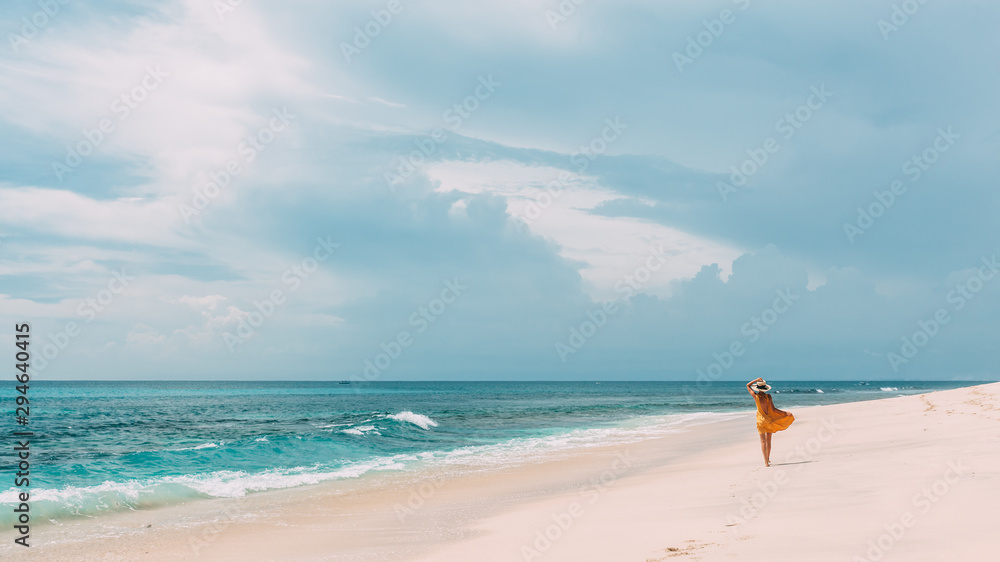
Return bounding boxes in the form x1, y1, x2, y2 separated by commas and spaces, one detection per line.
9, 382, 999, 561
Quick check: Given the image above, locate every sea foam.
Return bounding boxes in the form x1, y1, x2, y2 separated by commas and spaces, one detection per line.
341, 425, 380, 436
0, 457, 412, 526
386, 411, 438, 430
0, 410, 738, 527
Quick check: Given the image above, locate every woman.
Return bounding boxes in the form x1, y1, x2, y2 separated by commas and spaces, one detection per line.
746, 378, 794, 467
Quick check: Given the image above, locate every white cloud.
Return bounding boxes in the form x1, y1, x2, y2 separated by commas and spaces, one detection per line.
368, 96, 406, 109
175, 294, 227, 311
126, 323, 167, 347
0, 0, 317, 196
0, 188, 186, 246
427, 159, 742, 300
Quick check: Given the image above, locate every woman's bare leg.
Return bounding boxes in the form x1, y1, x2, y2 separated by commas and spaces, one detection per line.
764, 433, 773, 466
759, 433, 768, 466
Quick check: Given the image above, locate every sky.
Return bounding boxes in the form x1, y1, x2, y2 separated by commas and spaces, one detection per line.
1, 0, 998, 381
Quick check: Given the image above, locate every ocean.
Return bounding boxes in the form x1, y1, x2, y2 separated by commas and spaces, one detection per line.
0, 380, 977, 527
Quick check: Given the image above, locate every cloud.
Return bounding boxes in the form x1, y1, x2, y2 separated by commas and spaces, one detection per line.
175, 294, 227, 311
427, 159, 742, 299
1, 0, 997, 381
0, 187, 186, 246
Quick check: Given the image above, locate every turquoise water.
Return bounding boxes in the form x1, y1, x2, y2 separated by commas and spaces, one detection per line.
0, 380, 978, 525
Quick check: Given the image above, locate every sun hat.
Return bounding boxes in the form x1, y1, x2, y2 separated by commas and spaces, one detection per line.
753, 381, 772, 392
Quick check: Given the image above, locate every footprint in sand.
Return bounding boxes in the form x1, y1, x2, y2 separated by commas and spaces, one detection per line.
921, 396, 935, 413
648, 539, 715, 560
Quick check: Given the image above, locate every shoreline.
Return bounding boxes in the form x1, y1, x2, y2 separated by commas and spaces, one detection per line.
4, 382, 998, 560
3, 383, 962, 529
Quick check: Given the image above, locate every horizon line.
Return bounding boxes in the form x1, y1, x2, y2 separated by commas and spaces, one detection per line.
29, 379, 997, 383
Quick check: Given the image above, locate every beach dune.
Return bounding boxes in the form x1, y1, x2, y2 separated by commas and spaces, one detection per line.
12, 382, 999, 561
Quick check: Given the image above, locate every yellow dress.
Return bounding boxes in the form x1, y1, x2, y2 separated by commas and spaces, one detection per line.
754, 393, 794, 434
